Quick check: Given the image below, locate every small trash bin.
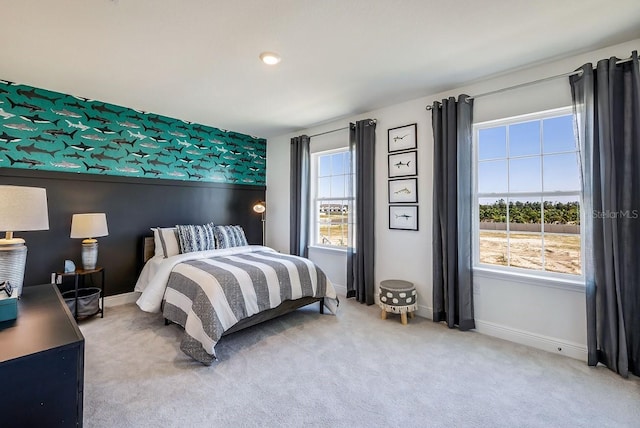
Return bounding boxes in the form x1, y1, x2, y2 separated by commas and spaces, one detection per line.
62, 287, 101, 318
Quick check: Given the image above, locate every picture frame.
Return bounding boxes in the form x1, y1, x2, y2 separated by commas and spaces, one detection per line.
389, 205, 418, 231
388, 150, 417, 178
388, 123, 417, 153
388, 178, 418, 203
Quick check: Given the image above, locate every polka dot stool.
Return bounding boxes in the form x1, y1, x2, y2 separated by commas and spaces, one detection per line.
379, 279, 417, 325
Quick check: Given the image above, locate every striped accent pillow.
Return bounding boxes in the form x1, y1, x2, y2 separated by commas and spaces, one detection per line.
176, 222, 217, 254
151, 227, 180, 258
214, 225, 248, 249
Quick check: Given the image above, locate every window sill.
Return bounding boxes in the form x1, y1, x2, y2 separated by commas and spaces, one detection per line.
308, 245, 347, 255
473, 266, 585, 293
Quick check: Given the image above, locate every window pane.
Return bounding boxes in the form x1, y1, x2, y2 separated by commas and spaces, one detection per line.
474, 111, 582, 276
508, 197, 541, 225
319, 155, 331, 177
331, 175, 346, 198
509, 121, 540, 157
478, 127, 506, 160
478, 160, 508, 193
318, 177, 330, 198
317, 202, 331, 245
323, 201, 348, 247
509, 157, 541, 192
508, 197, 542, 271
331, 152, 345, 175
543, 153, 580, 192
478, 197, 508, 267
479, 197, 507, 223
543, 115, 576, 154
314, 149, 352, 248
543, 197, 581, 275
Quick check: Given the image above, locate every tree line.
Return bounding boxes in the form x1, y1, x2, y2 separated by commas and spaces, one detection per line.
479, 199, 580, 224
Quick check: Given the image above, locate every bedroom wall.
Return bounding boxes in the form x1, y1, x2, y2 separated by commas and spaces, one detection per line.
266, 38, 640, 361
1, 168, 265, 296
0, 77, 268, 296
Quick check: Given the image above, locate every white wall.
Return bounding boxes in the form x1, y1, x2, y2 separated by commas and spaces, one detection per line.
266, 39, 639, 361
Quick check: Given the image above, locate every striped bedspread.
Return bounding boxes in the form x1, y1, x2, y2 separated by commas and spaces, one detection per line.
159, 248, 338, 364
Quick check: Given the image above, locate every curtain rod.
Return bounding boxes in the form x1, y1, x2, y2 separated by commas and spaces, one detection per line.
309, 126, 349, 138
308, 119, 377, 138
425, 56, 634, 110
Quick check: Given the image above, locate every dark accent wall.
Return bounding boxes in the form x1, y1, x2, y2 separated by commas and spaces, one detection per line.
0, 168, 265, 296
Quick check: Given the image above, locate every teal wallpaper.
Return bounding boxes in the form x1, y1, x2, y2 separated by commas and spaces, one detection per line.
0, 79, 266, 185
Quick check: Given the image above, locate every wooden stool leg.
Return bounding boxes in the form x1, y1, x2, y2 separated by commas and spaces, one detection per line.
381, 308, 387, 320
409, 311, 415, 319
401, 312, 408, 325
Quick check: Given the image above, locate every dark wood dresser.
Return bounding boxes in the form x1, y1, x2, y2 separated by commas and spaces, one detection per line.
0, 284, 85, 427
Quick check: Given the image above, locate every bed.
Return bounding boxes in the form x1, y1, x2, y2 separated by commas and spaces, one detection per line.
135, 235, 338, 365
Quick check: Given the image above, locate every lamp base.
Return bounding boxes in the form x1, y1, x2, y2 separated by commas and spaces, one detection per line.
81, 240, 98, 271
0, 241, 27, 296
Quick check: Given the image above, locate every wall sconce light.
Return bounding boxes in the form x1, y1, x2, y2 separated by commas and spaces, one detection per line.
253, 201, 266, 245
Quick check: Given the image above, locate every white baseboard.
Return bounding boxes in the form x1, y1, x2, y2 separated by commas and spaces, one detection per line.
416, 304, 433, 319
104, 291, 139, 308
474, 319, 588, 361
333, 283, 347, 297
411, 305, 586, 361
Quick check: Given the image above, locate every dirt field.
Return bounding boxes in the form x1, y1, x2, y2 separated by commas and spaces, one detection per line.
318, 223, 348, 246
479, 230, 581, 275
318, 211, 349, 246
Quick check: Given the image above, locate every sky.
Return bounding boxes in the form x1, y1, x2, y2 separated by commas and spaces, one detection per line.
317, 150, 350, 199
477, 114, 581, 202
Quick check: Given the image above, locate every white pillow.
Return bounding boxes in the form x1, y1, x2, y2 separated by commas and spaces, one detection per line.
150, 227, 180, 258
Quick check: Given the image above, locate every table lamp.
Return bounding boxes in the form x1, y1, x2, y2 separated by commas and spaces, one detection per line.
0, 185, 50, 296
70, 213, 108, 270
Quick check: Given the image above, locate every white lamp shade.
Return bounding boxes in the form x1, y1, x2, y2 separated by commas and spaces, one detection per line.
70, 213, 109, 239
0, 185, 49, 232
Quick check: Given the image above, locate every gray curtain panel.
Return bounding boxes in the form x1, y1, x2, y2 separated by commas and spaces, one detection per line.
347, 119, 376, 304
570, 51, 640, 378
431, 95, 475, 331
290, 135, 310, 258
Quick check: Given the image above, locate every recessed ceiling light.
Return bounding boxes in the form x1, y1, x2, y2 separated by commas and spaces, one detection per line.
259, 52, 281, 65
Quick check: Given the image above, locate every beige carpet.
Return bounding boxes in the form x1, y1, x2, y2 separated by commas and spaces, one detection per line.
80, 298, 639, 427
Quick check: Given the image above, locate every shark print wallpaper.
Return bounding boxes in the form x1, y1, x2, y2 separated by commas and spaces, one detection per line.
0, 79, 266, 185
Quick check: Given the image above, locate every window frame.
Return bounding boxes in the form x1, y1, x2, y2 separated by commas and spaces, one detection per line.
310, 147, 353, 251
472, 106, 585, 284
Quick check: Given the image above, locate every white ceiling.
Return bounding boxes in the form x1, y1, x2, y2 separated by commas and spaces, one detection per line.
2, 0, 639, 138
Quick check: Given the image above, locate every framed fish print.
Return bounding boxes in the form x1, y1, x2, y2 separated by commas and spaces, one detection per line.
388, 150, 417, 178
388, 178, 418, 203
388, 123, 417, 153
389, 205, 418, 231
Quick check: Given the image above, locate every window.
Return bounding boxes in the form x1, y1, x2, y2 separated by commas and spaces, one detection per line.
474, 108, 582, 277
311, 149, 352, 248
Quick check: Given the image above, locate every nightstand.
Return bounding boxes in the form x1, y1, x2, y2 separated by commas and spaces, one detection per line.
55, 267, 105, 320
